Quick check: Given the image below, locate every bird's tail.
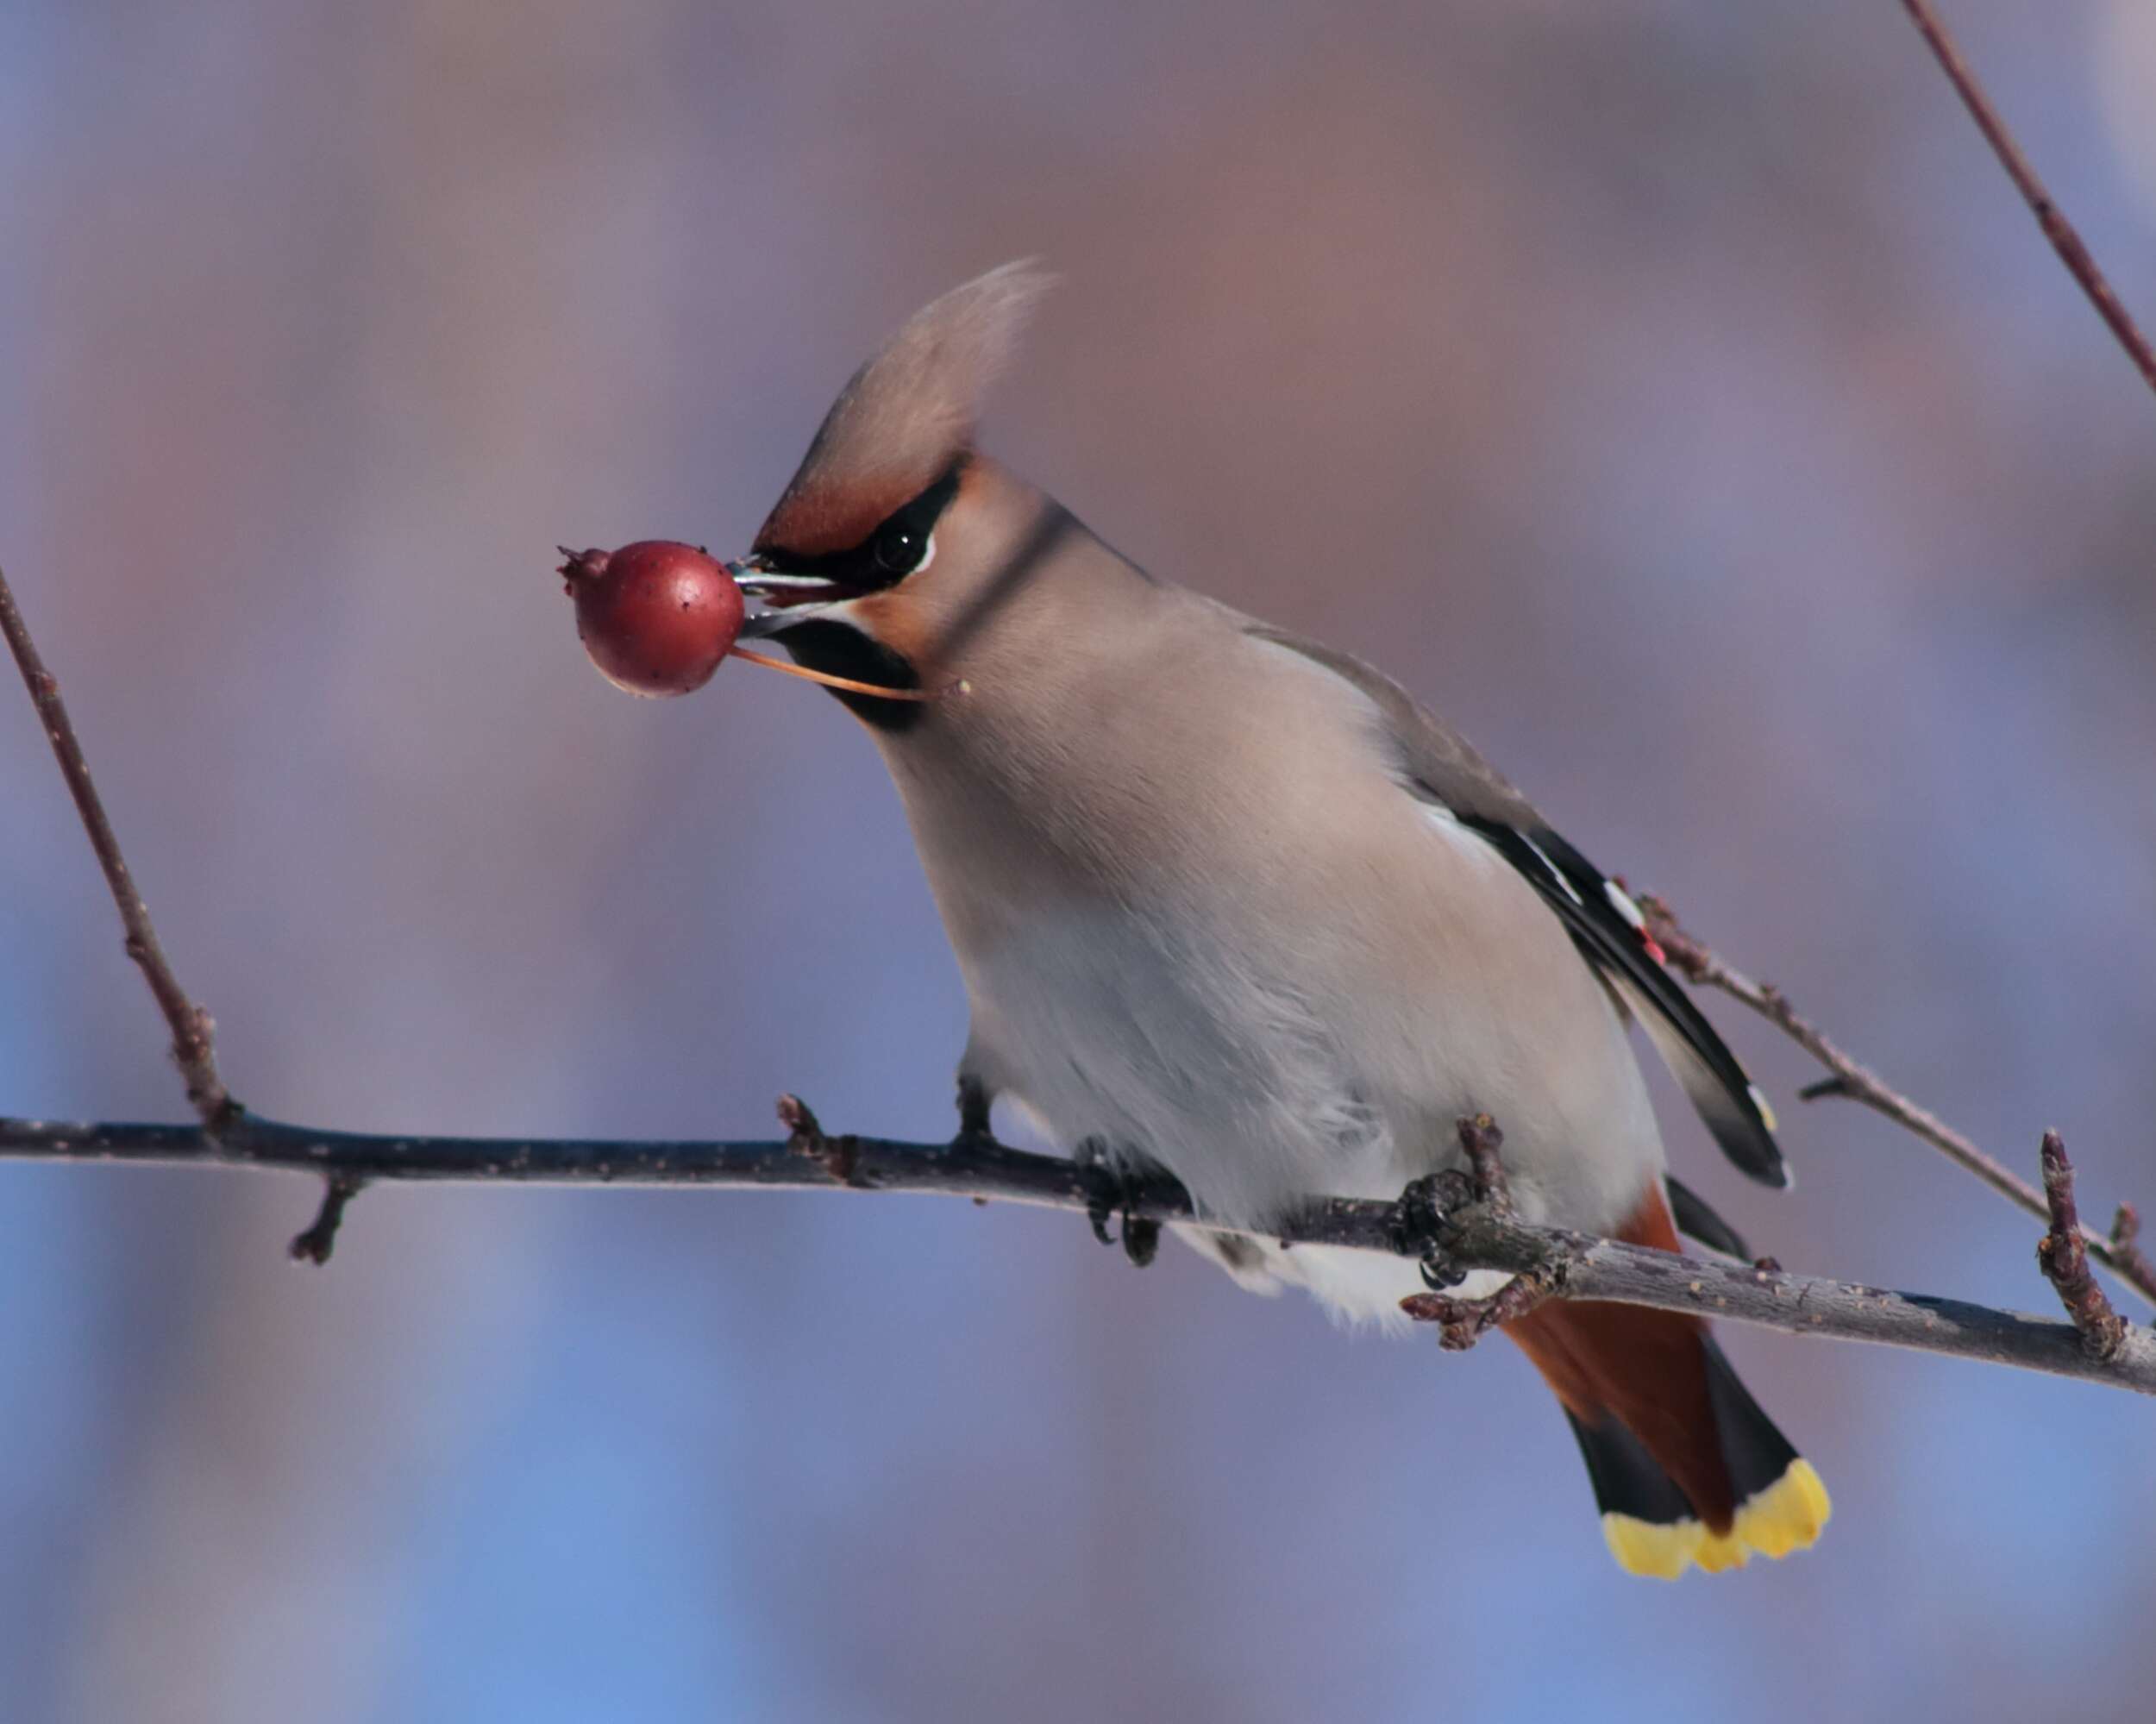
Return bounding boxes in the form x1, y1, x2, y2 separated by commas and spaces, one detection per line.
1504, 1189, 1830, 1579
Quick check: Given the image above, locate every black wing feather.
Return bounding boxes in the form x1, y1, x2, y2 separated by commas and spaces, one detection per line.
1664, 1175, 1752, 1260
1459, 818, 1788, 1189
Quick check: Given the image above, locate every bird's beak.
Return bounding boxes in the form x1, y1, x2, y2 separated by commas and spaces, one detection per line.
728, 556, 849, 637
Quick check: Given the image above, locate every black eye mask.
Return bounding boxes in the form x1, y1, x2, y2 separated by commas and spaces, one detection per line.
755, 461, 964, 600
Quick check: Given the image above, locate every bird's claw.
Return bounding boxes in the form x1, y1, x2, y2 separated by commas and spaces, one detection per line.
1125, 1216, 1162, 1267
1393, 1169, 1476, 1290
1078, 1144, 1160, 1268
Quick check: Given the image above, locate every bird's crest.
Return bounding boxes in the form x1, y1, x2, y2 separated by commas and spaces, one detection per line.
755, 260, 1052, 558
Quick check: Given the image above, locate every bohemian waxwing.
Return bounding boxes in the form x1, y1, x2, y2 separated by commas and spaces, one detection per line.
730, 264, 1828, 1579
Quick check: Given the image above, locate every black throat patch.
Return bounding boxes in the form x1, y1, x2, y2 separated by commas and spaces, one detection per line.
774, 619, 927, 733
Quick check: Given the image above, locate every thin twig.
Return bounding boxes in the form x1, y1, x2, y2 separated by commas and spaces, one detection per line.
0, 564, 235, 1128
2036, 1132, 2128, 1359
1639, 894, 2156, 1309
1896, 0, 2156, 400
1402, 1267, 1555, 1352
1456, 1112, 1512, 1215
0, 1107, 2151, 1395
288, 1173, 365, 1266
2111, 1203, 2154, 1293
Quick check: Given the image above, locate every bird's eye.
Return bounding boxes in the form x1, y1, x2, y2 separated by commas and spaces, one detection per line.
874, 520, 924, 575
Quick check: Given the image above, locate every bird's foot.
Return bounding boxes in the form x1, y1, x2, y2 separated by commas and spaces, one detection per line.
1392, 1114, 1531, 1335
1388, 1112, 1526, 1310
1390, 1167, 1478, 1289
952, 1074, 996, 1150
1076, 1140, 1161, 1268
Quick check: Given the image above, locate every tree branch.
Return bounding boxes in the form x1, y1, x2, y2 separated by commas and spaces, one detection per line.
2038, 1131, 2128, 1358
1639, 893, 2156, 1309
0, 565, 234, 1128
1896, 0, 2156, 402
5, 510, 2151, 1400
0, 1106, 2149, 1395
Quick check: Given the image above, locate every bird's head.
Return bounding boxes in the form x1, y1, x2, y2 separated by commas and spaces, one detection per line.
730, 262, 1075, 732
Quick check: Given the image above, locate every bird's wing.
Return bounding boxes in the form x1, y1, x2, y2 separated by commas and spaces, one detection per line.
1245, 624, 1787, 1189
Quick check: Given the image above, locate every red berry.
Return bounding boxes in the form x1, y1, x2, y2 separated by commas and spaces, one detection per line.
559, 541, 743, 697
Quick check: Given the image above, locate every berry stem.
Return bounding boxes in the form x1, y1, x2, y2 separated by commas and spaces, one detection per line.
725, 646, 933, 702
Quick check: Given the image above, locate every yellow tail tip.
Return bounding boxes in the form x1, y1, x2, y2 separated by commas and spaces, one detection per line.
1602, 1460, 1832, 1579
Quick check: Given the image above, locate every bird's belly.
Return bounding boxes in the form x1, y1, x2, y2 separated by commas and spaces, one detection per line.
953, 854, 1662, 1212
959, 897, 1415, 1226
965, 903, 1529, 1331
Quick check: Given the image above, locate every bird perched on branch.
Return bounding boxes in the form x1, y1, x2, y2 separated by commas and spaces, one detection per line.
729, 265, 1828, 1578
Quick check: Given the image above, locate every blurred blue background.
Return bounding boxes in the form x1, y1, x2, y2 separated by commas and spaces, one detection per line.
3, 1, 2153, 1719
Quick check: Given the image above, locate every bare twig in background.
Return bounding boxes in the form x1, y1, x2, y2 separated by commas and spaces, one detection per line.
2110, 1203, 2155, 1294
1896, 0, 2156, 401
0, 1107, 2150, 1394
0, 564, 235, 1129
1639, 894, 2156, 1310
2037, 1132, 2128, 1359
